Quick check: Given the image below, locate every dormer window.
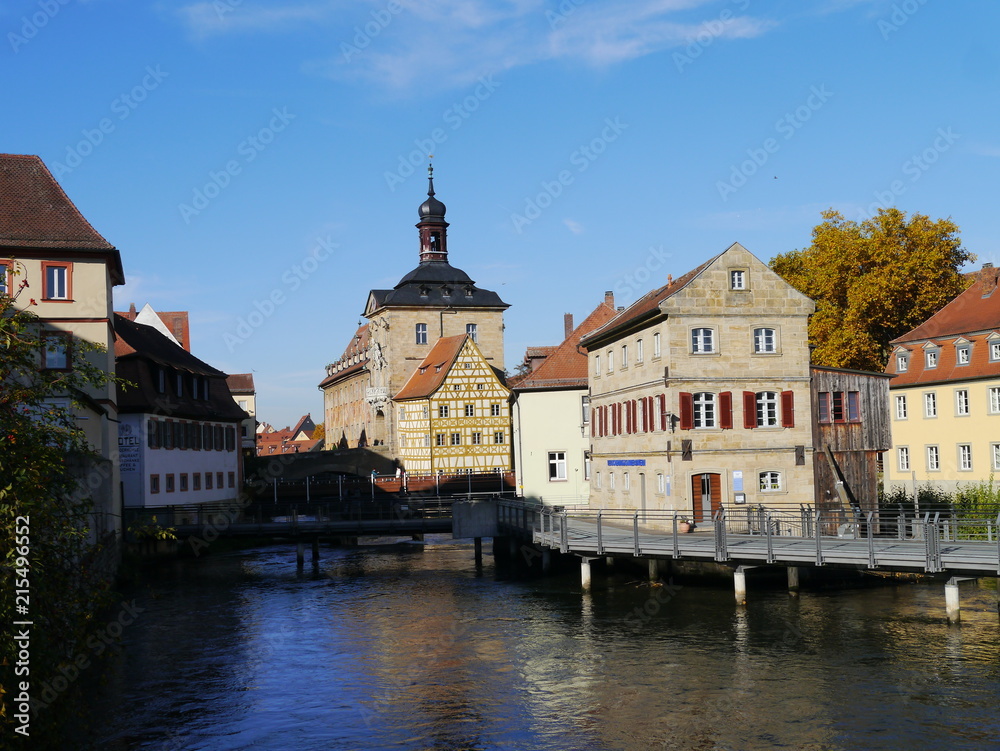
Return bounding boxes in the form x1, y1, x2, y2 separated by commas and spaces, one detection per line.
896, 353, 908, 372
956, 344, 971, 365
926, 350, 938, 369
419, 286, 430, 298
991, 340, 1000, 362
441, 285, 452, 298
464, 286, 474, 298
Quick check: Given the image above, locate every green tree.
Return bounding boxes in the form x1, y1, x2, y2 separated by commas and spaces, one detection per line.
1, 262, 118, 741
771, 208, 974, 371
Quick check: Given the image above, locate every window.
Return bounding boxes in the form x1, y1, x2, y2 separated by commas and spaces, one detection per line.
818, 392, 829, 423
897, 447, 910, 472
957, 345, 971, 365
895, 395, 908, 420
847, 392, 860, 422
584, 453, 591, 480
595, 471, 601, 489
992, 342, 1000, 362
691, 328, 714, 354
926, 350, 938, 368
993, 443, 1000, 472
0, 261, 11, 296
607, 349, 614, 373
731, 270, 746, 290
991, 387, 1000, 414
228, 472, 235, 488
636, 339, 644, 363
436, 434, 446, 446
166, 474, 175, 493
753, 328, 776, 354
217, 472, 224, 489
896, 353, 908, 372
450, 433, 461, 445
238, 399, 248, 410
759, 471, 782, 491
472, 432, 482, 445
493, 431, 505, 444
466, 323, 478, 342
156, 367, 166, 394
439, 405, 449, 418
609, 472, 615, 490
693, 392, 716, 428
623, 472, 630, 491
927, 445, 940, 471
756, 391, 778, 427
41, 262, 71, 300
956, 389, 970, 416
621, 344, 628, 368
399, 407, 406, 420
548, 452, 567, 481
150, 475, 160, 494
582, 395, 590, 424
491, 404, 501, 417
415, 323, 428, 345
452, 384, 460, 390
594, 355, 601, 376
175, 372, 184, 397
657, 473, 665, 493
179, 474, 188, 492
924, 392, 937, 418
464, 404, 474, 417
193, 473, 201, 491
41, 332, 71, 370
653, 332, 661, 358
959, 444, 973, 471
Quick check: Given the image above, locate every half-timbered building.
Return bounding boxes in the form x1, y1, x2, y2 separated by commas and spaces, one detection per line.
394, 334, 512, 474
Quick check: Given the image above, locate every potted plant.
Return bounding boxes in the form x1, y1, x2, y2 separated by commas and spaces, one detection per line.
677, 517, 694, 534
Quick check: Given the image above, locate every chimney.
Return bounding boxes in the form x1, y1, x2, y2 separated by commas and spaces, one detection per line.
128, 302, 136, 316
563, 313, 574, 339
604, 290, 614, 308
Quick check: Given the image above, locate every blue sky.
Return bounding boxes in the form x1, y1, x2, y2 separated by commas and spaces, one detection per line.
5, 0, 999, 427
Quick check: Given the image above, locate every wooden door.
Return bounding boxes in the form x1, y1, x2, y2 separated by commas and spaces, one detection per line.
691, 473, 722, 524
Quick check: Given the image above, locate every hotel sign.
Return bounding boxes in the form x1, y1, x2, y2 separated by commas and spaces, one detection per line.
608, 459, 646, 466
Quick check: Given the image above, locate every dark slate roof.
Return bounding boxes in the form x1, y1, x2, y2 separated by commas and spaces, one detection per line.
113, 314, 246, 421
0, 153, 125, 283
367, 261, 509, 311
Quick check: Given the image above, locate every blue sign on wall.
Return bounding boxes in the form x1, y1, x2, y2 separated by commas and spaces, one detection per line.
608, 459, 646, 466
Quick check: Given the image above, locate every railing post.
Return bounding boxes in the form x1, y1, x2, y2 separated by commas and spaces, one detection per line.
866, 511, 876, 568
764, 511, 775, 563
672, 514, 679, 558
996, 513, 1000, 575
814, 510, 823, 566
714, 508, 728, 562
560, 509, 568, 554
633, 512, 640, 557
597, 510, 604, 555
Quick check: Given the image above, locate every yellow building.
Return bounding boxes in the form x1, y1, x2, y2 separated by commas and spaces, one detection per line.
884, 264, 1000, 493
394, 334, 512, 474
1, 154, 125, 543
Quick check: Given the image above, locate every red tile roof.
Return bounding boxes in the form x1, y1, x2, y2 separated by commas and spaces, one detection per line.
513, 299, 618, 391
891, 266, 1000, 343
393, 335, 468, 400
227, 373, 255, 394
579, 256, 717, 349
0, 154, 124, 283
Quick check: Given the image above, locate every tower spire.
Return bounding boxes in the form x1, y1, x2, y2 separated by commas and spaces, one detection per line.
417, 159, 448, 263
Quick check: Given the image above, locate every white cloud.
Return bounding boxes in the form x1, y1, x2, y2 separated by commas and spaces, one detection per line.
563, 218, 585, 234
176, 1, 340, 40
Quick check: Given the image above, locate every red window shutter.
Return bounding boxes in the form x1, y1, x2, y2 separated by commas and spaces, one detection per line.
591, 410, 596, 437
644, 396, 652, 432
781, 390, 795, 427
658, 395, 667, 431
602, 406, 608, 437
679, 392, 693, 430
743, 391, 756, 429
719, 391, 733, 429
631, 400, 638, 434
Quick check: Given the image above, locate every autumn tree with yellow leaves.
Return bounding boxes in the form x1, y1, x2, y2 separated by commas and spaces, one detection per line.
770, 208, 974, 372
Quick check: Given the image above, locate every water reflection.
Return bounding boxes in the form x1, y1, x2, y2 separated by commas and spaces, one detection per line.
74, 538, 1000, 751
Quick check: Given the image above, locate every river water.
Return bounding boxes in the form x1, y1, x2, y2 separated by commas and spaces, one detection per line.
71, 536, 1000, 751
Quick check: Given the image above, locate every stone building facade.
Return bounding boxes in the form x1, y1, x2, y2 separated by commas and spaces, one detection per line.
320, 169, 509, 465
581, 243, 817, 519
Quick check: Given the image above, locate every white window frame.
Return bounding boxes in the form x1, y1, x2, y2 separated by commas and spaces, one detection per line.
955, 389, 970, 416
927, 445, 940, 471
609, 472, 615, 490
992, 443, 1000, 472
623, 472, 630, 491
989, 386, 1000, 414
895, 394, 907, 420
466, 323, 478, 342
621, 344, 628, 368
636, 339, 644, 364
926, 349, 938, 369
756, 391, 778, 427
759, 471, 782, 492
991, 341, 1000, 362
959, 444, 973, 471
491, 403, 501, 417
897, 446, 910, 472
415, 323, 428, 345
896, 353, 908, 372
693, 392, 717, 429
691, 328, 715, 354
607, 349, 614, 373
956, 345, 971, 365
924, 392, 937, 418
548, 451, 567, 481
753, 327, 777, 354
730, 269, 746, 290
653, 332, 661, 358
594, 354, 601, 376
